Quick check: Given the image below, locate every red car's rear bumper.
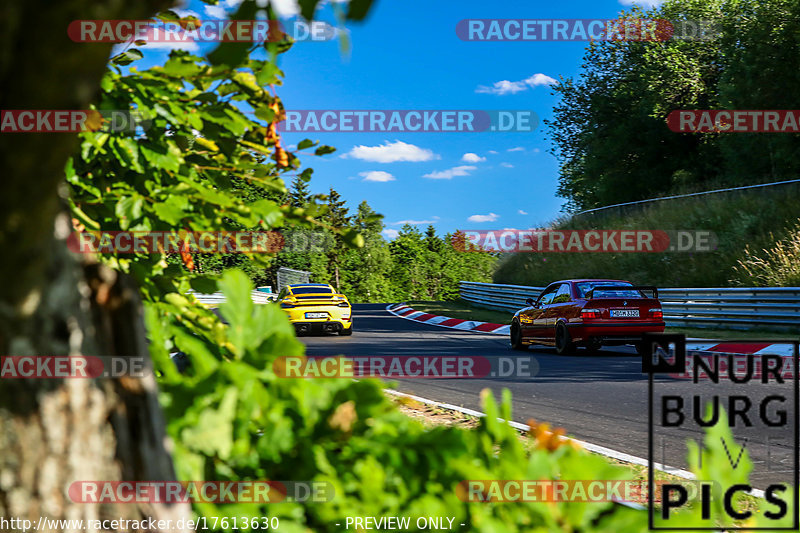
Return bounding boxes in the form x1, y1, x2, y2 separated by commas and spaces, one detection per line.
567, 321, 665, 342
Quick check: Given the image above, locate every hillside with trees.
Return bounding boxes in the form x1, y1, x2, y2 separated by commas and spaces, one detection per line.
497, 0, 800, 288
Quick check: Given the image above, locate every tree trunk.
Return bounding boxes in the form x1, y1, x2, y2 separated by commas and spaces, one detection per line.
0, 1, 188, 531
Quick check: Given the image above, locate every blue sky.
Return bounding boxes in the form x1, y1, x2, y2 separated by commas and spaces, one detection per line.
125, 0, 663, 239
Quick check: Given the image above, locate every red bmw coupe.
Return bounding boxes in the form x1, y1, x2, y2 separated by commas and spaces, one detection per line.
509, 279, 665, 354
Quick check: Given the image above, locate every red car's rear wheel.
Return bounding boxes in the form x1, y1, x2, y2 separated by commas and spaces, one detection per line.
510, 321, 527, 351
555, 323, 576, 355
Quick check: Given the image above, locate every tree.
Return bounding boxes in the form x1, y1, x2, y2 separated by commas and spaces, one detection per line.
547, 0, 725, 210
0, 0, 189, 528
716, 0, 800, 183
324, 187, 351, 290
388, 224, 427, 299
287, 174, 312, 208
0, 0, 361, 527
341, 201, 394, 302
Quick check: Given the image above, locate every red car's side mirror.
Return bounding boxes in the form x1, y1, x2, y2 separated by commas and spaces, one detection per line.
526, 298, 536, 307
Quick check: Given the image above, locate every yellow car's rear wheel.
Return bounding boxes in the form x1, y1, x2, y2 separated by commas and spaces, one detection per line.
339, 325, 353, 336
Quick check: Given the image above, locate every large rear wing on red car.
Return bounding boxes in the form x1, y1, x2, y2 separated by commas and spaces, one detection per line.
586, 285, 659, 299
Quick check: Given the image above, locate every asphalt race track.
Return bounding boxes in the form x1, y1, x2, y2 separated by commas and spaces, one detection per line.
298, 304, 797, 490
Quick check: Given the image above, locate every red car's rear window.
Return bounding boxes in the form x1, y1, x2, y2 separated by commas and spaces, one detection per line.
575, 282, 643, 298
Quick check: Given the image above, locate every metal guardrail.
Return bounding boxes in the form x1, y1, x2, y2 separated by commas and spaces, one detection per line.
570, 178, 800, 221
190, 290, 277, 307
459, 282, 800, 330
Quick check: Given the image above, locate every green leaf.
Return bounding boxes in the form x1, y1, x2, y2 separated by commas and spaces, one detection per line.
217, 270, 254, 356
298, 0, 323, 21
314, 145, 336, 156
189, 276, 219, 294
298, 167, 314, 182
140, 141, 182, 173
115, 196, 144, 230
342, 228, 364, 248
347, 0, 375, 20
111, 48, 144, 66
254, 105, 276, 122
180, 387, 238, 459
255, 62, 282, 86
153, 195, 189, 225
297, 139, 315, 150
109, 137, 144, 173
156, 9, 181, 21
209, 42, 251, 67
161, 56, 204, 78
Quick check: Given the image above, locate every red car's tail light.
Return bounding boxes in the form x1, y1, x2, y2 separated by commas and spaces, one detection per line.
649, 308, 663, 318
581, 309, 600, 319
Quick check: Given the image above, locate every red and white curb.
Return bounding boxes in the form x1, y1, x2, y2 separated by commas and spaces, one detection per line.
684, 341, 795, 357
673, 341, 796, 378
386, 303, 509, 335
386, 304, 795, 356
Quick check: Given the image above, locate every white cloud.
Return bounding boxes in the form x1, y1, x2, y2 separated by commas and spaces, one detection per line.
507, 147, 525, 152
488, 150, 498, 154
461, 152, 486, 163
344, 140, 438, 163
204, 4, 227, 18
524, 73, 558, 87
139, 40, 200, 52
468, 213, 500, 223
270, 0, 300, 17
382, 228, 399, 240
422, 165, 476, 180
360, 170, 395, 182
533, 148, 541, 153
500, 162, 514, 168
174, 9, 202, 18
476, 72, 557, 95
123, 26, 200, 51
476, 80, 527, 95
518, 209, 528, 215
392, 216, 440, 225
619, 0, 666, 7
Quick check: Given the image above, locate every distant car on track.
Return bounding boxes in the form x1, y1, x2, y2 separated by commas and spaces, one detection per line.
509, 279, 664, 354
278, 283, 353, 336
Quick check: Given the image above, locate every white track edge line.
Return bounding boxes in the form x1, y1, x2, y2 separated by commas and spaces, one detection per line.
383, 388, 767, 500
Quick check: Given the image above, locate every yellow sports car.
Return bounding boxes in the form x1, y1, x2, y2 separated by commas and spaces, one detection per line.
278, 283, 353, 336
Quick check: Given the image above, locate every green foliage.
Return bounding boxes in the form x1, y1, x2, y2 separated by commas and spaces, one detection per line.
732, 219, 800, 286
261, 193, 496, 303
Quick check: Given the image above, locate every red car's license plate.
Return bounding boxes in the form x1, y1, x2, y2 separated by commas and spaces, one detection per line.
610, 309, 639, 318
